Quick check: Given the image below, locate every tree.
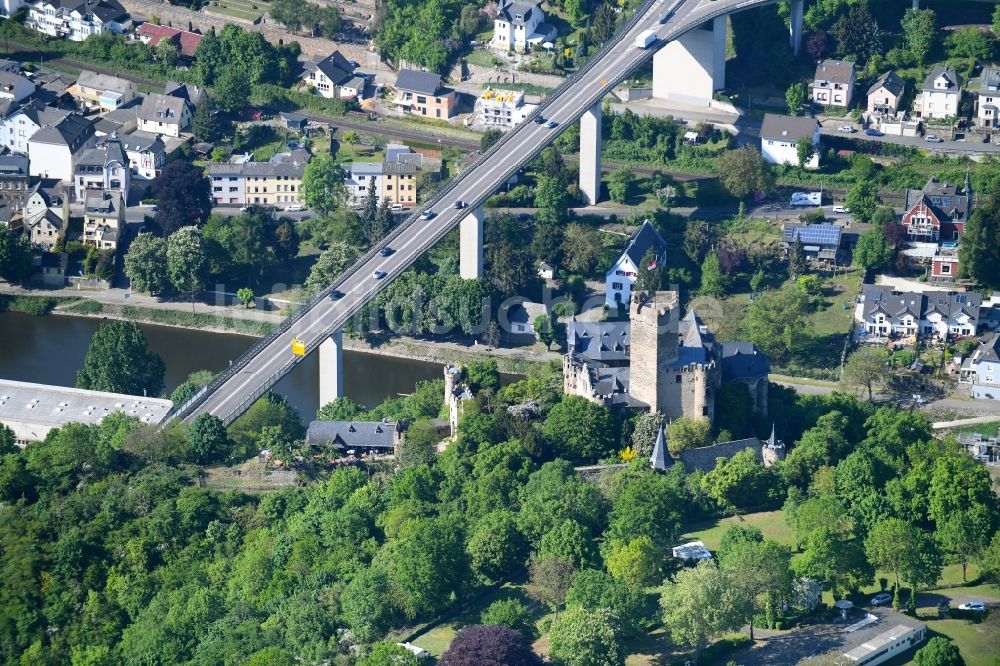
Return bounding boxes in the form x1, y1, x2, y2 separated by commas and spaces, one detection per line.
535, 175, 571, 228
791, 495, 852, 549
237, 287, 254, 308
787, 237, 807, 279
742, 285, 814, 363
701, 448, 778, 512
480, 599, 536, 640
214, 66, 251, 112
565, 569, 647, 638
936, 507, 994, 583
304, 242, 359, 294
716, 146, 773, 200
480, 129, 503, 152
635, 247, 663, 294
76, 321, 165, 397
683, 220, 714, 264
720, 538, 793, 639
699, 253, 729, 297
561, 224, 603, 275
994, 4, 1000, 36
806, 29, 829, 61
796, 136, 815, 168
785, 82, 807, 115
528, 554, 576, 612
945, 28, 993, 61
548, 605, 624, 666
589, 2, 618, 45
660, 561, 748, 664
467, 511, 528, 584
341, 567, 395, 644
666, 417, 712, 456
795, 526, 874, 597
153, 161, 213, 235
853, 227, 893, 271
629, 413, 663, 456
605, 535, 660, 588
914, 637, 966, 666
608, 169, 634, 203
959, 191, 1000, 288
381, 516, 469, 618
928, 454, 994, 525
540, 396, 617, 463
273, 221, 299, 263
846, 180, 880, 225
866, 519, 944, 596
302, 155, 349, 215
715, 382, 754, 438
124, 233, 169, 294
901, 8, 937, 66
534, 314, 555, 350
440, 625, 542, 666
167, 226, 207, 306
360, 182, 379, 240
831, 3, 881, 63
0, 225, 32, 283
186, 414, 229, 464
191, 95, 227, 143
155, 37, 180, 66
843, 347, 889, 400
360, 642, 420, 666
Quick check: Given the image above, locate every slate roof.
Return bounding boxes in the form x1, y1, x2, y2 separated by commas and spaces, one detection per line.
924, 290, 981, 320
650, 420, 672, 471
136, 23, 203, 56
205, 160, 306, 178
904, 176, 972, 227
861, 285, 924, 322
566, 320, 630, 362
923, 64, 961, 93
30, 114, 93, 150
969, 332, 1000, 364
720, 342, 771, 381
620, 219, 666, 266
77, 136, 126, 169
117, 129, 164, 154
814, 59, 855, 85
137, 93, 187, 124
497, 0, 537, 25
75, 70, 133, 95
11, 98, 70, 127
84, 191, 120, 217
395, 69, 444, 96
980, 68, 1000, 93
164, 82, 203, 106
0, 154, 29, 177
382, 160, 417, 175
761, 113, 819, 142
868, 70, 905, 97
0, 71, 32, 96
306, 420, 399, 449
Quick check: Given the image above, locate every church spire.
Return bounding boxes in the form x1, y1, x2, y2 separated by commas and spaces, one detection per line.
650, 418, 671, 471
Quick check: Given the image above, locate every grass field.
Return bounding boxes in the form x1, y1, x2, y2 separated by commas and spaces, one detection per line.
682, 510, 795, 551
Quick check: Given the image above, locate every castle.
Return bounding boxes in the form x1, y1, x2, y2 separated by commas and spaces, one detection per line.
563, 290, 769, 423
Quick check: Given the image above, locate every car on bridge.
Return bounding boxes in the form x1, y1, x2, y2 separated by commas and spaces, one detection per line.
373, 270, 387, 280
533, 115, 545, 125
454, 200, 466, 209
420, 210, 436, 220
545, 120, 558, 129
379, 246, 394, 256
330, 289, 344, 300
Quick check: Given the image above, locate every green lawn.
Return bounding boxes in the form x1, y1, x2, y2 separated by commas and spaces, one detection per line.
681, 511, 795, 551
810, 269, 862, 338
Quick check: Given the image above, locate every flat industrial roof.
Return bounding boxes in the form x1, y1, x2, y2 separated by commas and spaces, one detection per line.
0, 379, 172, 431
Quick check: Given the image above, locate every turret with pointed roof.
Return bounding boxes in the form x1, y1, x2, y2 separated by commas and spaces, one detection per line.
650, 419, 672, 471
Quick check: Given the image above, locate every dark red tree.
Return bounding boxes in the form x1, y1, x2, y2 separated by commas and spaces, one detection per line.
153, 159, 213, 236
439, 625, 542, 666
806, 30, 829, 61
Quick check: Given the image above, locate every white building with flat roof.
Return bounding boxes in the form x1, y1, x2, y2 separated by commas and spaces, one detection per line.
0, 379, 172, 443
476, 88, 537, 128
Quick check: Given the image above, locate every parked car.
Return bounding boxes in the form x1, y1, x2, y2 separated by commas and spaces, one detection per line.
373, 270, 387, 280
958, 601, 986, 611
838, 125, 856, 133
925, 135, 943, 143
420, 210, 436, 220
832, 205, 851, 213
865, 128, 883, 137
379, 246, 394, 257
284, 204, 305, 212
871, 592, 892, 606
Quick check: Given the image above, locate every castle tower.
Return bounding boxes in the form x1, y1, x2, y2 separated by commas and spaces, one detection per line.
629, 290, 680, 413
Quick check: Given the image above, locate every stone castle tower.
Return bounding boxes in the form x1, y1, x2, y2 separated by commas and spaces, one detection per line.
629, 290, 717, 421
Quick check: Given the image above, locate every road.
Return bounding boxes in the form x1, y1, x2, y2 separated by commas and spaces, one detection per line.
176, 0, 787, 424
818, 119, 1000, 154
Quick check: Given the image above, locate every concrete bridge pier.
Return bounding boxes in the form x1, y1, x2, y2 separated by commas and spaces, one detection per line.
579, 101, 602, 205
652, 14, 727, 107
318, 329, 343, 407
460, 205, 484, 280
789, 0, 804, 56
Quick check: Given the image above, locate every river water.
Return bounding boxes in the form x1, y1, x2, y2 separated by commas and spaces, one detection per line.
0, 312, 446, 420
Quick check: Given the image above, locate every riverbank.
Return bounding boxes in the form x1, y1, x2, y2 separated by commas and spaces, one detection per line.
4, 291, 552, 374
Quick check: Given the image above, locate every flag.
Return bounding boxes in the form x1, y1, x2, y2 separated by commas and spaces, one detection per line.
647, 258, 658, 270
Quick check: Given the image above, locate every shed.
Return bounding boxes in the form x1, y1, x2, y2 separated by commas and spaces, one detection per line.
280, 112, 308, 131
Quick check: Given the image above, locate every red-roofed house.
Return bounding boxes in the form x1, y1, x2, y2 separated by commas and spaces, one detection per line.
136, 23, 202, 57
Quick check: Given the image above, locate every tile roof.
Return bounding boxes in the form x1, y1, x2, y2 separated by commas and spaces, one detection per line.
814, 59, 855, 85
395, 69, 443, 96
868, 70, 905, 97
760, 113, 819, 142
136, 23, 203, 56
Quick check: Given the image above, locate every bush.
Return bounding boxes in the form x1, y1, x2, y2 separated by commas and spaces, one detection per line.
0, 296, 60, 315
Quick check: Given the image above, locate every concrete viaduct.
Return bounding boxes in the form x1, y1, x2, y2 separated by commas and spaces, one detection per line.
171, 0, 804, 426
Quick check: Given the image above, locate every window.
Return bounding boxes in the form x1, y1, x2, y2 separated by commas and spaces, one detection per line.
612, 282, 622, 290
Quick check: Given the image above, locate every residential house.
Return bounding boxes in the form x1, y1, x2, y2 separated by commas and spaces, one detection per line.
0, 154, 30, 198
118, 130, 165, 180
73, 135, 129, 202
136, 92, 191, 138
0, 98, 70, 154
205, 151, 309, 207
27, 113, 95, 181
867, 70, 905, 117
959, 333, 1000, 399
857, 285, 981, 340
915, 64, 962, 120
381, 161, 418, 208
26, 0, 130, 41
67, 71, 137, 113
38, 251, 68, 286
781, 224, 843, 264
31, 71, 76, 109
491, 0, 555, 53
343, 161, 383, 207
135, 23, 202, 58
22, 179, 68, 250
393, 70, 456, 119
93, 105, 138, 137
476, 88, 537, 128
82, 190, 123, 249
505, 300, 548, 338
0, 72, 35, 108
760, 113, 820, 169
976, 67, 1000, 128
163, 81, 203, 107
305, 419, 404, 455
604, 219, 666, 308
301, 50, 359, 100
901, 175, 972, 243
812, 59, 855, 107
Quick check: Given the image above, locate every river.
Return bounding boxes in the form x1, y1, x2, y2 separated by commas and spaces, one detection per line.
0, 311, 447, 419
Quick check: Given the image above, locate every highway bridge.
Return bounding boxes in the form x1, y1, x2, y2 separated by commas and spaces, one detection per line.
171, 0, 789, 425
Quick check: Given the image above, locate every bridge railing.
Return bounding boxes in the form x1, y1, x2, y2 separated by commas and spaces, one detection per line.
169, 0, 681, 424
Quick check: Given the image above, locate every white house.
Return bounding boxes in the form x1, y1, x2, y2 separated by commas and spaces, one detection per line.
118, 130, 164, 180
491, 0, 555, 53
604, 220, 666, 308
760, 113, 820, 169
0, 99, 70, 154
26, 0, 130, 42
136, 93, 191, 138
976, 67, 1000, 128
0, 72, 35, 107
301, 51, 359, 100
22, 179, 67, 251
27, 113, 95, 182
915, 64, 961, 120
857, 286, 981, 341
73, 135, 129, 202
812, 59, 855, 108
343, 161, 384, 206
476, 88, 537, 128
960, 333, 1000, 398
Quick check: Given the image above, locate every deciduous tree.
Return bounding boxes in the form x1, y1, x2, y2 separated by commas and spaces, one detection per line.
666, 416, 712, 455
959, 191, 1000, 288
302, 155, 349, 215
548, 605, 623, 666
440, 624, 542, 666
719, 538, 793, 639
914, 637, 966, 666
843, 347, 889, 399
0, 225, 31, 283
76, 321, 165, 397
716, 146, 774, 200
124, 233, 169, 294
901, 8, 937, 66
304, 242, 359, 294
540, 396, 617, 463
153, 161, 213, 235
853, 227, 893, 271
660, 561, 748, 664
167, 226, 207, 306
742, 285, 814, 363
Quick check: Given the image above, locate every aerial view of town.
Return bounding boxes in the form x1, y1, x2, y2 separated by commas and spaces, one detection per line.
0, 0, 999, 663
